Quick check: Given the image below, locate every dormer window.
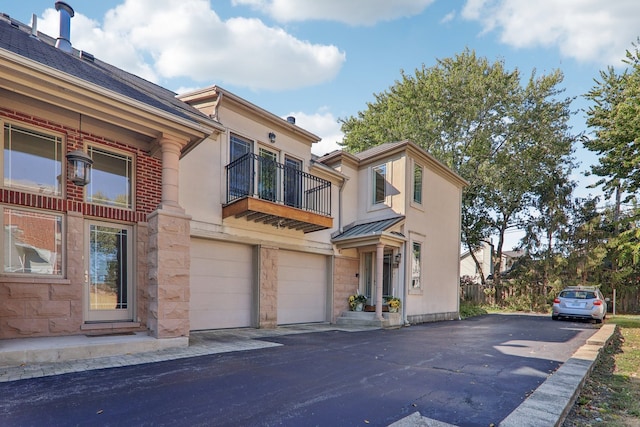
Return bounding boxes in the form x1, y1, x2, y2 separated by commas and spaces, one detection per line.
373, 164, 386, 205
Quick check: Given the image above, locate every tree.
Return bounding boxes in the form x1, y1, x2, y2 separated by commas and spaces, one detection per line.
340, 49, 577, 301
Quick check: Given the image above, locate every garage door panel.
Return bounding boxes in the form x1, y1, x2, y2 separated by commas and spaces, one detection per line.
278, 251, 326, 325
190, 239, 253, 330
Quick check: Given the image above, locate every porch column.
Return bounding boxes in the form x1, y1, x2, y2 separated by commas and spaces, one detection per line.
158, 137, 182, 211
375, 242, 385, 320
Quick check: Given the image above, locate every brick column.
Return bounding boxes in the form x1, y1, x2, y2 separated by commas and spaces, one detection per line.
258, 246, 278, 329
147, 136, 191, 338
147, 208, 191, 338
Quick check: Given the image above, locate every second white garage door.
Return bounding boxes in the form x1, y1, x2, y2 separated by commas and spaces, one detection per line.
277, 251, 327, 325
190, 238, 253, 330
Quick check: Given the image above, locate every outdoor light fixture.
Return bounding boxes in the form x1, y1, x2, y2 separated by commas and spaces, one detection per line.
268, 132, 276, 143
66, 149, 93, 186
393, 253, 401, 268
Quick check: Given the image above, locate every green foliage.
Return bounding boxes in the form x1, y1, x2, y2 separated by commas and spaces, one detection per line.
459, 301, 488, 319
340, 49, 577, 297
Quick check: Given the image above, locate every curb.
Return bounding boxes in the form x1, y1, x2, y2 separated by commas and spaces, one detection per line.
499, 324, 616, 427
389, 324, 616, 427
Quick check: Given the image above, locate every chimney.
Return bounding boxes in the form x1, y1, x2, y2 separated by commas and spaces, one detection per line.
30, 14, 38, 38
54, 1, 74, 53
286, 116, 296, 125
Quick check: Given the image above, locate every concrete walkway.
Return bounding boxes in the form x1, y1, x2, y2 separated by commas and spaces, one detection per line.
0, 322, 616, 427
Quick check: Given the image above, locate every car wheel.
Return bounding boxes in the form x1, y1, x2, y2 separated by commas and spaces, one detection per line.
552, 315, 559, 321
595, 318, 603, 324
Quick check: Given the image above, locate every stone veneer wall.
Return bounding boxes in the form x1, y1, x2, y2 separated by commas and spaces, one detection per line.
258, 246, 278, 329
0, 108, 162, 339
406, 311, 459, 325
332, 256, 359, 323
147, 209, 191, 338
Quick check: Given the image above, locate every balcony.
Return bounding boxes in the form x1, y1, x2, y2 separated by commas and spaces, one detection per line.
223, 153, 333, 233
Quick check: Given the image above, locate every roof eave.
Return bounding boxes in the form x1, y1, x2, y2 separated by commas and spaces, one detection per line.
0, 48, 220, 146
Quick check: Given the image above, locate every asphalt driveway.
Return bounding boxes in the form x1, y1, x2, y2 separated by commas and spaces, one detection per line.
0, 314, 599, 427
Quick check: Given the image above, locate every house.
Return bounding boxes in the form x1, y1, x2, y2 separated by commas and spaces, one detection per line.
0, 2, 466, 351
320, 142, 467, 325
460, 240, 494, 284
0, 3, 223, 342
178, 85, 468, 328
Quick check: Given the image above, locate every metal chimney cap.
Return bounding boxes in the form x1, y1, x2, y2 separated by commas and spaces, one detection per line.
55, 2, 75, 17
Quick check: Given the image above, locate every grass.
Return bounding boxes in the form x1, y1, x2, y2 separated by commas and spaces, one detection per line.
563, 315, 640, 426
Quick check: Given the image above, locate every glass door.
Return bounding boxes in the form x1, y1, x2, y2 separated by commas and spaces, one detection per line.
84, 221, 133, 322
362, 251, 393, 304
258, 148, 278, 201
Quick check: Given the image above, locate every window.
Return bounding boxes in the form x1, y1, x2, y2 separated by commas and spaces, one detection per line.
86, 146, 133, 209
3, 207, 63, 275
3, 123, 63, 196
373, 164, 386, 204
413, 164, 423, 204
411, 242, 421, 288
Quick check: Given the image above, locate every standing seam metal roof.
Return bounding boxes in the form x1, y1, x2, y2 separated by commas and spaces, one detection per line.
332, 216, 404, 241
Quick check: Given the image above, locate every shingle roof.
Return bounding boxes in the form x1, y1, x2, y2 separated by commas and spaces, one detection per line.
0, 15, 208, 124
332, 216, 405, 241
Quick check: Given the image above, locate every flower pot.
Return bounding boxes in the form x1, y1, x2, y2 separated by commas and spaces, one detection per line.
355, 303, 364, 311
389, 307, 398, 313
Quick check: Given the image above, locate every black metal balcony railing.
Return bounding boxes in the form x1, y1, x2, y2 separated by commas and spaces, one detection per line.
225, 153, 331, 217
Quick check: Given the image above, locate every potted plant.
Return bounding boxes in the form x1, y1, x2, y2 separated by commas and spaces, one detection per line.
385, 296, 401, 313
349, 294, 367, 311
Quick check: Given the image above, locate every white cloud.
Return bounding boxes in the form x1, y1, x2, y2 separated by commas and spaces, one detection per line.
461, 0, 639, 65
440, 10, 456, 24
38, 0, 345, 90
233, 0, 435, 26
288, 109, 344, 156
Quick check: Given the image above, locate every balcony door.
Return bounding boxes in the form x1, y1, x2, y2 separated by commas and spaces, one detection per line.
84, 221, 133, 322
258, 147, 278, 202
284, 156, 302, 209
229, 134, 253, 199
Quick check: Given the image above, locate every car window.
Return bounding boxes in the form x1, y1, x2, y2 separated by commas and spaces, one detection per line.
559, 290, 598, 299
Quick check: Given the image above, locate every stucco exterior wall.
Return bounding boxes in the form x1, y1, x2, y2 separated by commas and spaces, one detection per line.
405, 164, 463, 318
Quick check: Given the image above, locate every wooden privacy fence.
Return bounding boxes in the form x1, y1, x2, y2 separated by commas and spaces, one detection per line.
461, 283, 640, 314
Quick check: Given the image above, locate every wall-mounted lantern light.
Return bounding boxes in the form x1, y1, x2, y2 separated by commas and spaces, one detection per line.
393, 252, 402, 268
66, 149, 93, 186
268, 132, 276, 143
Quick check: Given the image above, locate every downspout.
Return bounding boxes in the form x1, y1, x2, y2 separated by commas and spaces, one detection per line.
338, 176, 348, 233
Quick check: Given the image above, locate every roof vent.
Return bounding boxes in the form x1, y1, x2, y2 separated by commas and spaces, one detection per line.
80, 50, 94, 62
54, 1, 74, 53
286, 116, 296, 124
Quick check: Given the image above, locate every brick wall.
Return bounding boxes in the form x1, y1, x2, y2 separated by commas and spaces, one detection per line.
0, 108, 162, 338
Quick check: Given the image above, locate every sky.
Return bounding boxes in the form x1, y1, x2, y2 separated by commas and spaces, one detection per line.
4, 0, 640, 249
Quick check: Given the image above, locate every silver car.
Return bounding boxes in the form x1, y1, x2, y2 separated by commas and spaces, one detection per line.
552, 286, 607, 323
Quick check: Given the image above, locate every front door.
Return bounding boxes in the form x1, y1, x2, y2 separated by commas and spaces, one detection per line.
84, 221, 133, 322
362, 251, 393, 303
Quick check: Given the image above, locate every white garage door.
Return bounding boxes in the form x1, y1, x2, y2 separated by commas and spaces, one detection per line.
277, 251, 327, 325
190, 239, 253, 330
